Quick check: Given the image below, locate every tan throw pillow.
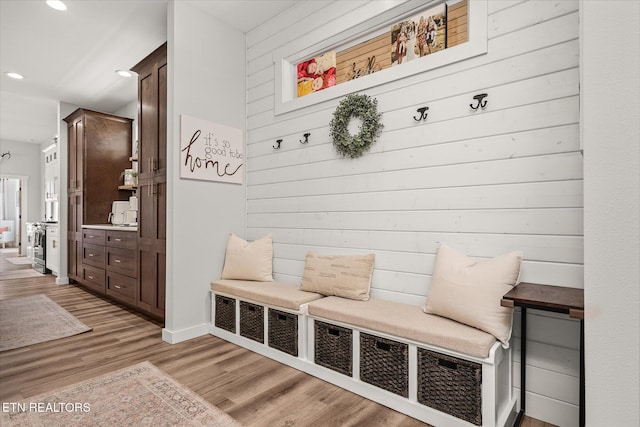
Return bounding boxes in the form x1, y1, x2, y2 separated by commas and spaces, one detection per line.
423, 244, 522, 347
300, 252, 375, 301
220, 233, 273, 282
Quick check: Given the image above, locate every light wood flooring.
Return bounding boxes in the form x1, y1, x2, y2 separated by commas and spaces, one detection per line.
0, 249, 553, 427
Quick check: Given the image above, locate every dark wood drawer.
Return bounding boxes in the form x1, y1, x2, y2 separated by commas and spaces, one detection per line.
83, 229, 106, 245
106, 247, 137, 277
106, 230, 137, 250
82, 265, 105, 294
83, 243, 105, 268
106, 271, 136, 305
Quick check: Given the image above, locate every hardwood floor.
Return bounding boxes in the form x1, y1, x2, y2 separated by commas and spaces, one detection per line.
0, 249, 552, 426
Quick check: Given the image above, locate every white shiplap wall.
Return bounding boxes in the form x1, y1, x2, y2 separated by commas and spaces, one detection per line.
245, 1, 581, 426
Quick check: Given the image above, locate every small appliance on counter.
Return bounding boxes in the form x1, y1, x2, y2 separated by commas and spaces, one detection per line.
109, 197, 137, 226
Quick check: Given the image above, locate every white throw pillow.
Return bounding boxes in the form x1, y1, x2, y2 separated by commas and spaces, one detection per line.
300, 252, 375, 301
423, 243, 522, 346
220, 233, 273, 282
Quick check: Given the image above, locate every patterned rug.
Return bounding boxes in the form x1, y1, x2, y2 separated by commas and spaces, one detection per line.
0, 294, 92, 351
1, 361, 242, 426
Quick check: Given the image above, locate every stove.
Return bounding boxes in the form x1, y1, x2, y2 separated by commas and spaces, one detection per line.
32, 223, 50, 274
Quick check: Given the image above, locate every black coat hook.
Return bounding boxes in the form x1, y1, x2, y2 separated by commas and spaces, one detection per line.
413, 106, 429, 122
273, 139, 282, 149
470, 93, 488, 110
300, 132, 311, 144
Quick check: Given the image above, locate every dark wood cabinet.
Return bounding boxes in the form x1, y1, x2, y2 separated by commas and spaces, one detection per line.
131, 43, 167, 320
64, 109, 132, 282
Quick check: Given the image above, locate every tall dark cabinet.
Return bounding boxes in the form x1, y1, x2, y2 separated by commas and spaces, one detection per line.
131, 43, 167, 319
64, 109, 132, 283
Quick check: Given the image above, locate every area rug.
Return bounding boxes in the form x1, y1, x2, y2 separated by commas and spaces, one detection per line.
0, 361, 242, 427
6, 256, 33, 265
0, 294, 92, 351
0, 269, 45, 280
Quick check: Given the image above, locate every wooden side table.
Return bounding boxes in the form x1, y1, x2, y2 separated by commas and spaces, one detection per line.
501, 282, 584, 427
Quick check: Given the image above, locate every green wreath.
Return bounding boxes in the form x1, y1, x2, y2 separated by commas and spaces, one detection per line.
330, 94, 383, 158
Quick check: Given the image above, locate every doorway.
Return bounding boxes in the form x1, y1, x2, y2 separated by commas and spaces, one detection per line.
0, 177, 24, 256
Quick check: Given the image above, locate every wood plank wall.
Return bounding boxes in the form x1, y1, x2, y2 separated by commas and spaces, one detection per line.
246, 1, 581, 426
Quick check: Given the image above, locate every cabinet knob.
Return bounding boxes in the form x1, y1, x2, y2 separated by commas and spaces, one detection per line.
88, 253, 95, 257
114, 259, 121, 263
114, 285, 122, 289
114, 238, 122, 242
88, 275, 94, 280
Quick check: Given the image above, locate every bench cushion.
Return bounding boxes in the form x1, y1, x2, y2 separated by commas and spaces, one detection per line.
211, 279, 324, 311
308, 296, 497, 358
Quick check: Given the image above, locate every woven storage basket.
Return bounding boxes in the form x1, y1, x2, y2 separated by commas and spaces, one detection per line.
314, 321, 353, 376
215, 295, 236, 333
240, 301, 264, 343
417, 348, 482, 426
268, 309, 298, 356
360, 333, 409, 397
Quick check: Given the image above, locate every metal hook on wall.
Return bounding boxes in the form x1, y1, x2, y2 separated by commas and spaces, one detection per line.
470, 93, 488, 110
0, 152, 10, 160
273, 139, 283, 150
413, 106, 429, 122
300, 132, 311, 144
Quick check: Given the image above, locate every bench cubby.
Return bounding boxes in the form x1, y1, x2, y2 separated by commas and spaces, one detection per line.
239, 301, 264, 343
418, 348, 483, 426
360, 332, 409, 398
268, 308, 298, 356
314, 320, 353, 376
214, 294, 236, 333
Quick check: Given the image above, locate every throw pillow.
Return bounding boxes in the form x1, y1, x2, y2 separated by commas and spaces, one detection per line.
220, 233, 273, 282
300, 251, 375, 301
423, 243, 523, 346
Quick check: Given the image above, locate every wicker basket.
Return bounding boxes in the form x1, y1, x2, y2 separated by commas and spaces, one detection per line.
360, 333, 408, 397
240, 301, 264, 343
314, 321, 353, 376
214, 295, 236, 333
417, 348, 482, 426
268, 309, 298, 356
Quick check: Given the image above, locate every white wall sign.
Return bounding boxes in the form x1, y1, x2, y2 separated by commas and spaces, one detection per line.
180, 114, 244, 184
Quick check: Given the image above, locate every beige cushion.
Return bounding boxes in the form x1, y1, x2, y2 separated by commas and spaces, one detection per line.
211, 279, 324, 311
220, 233, 273, 282
423, 244, 522, 347
300, 252, 375, 301
308, 296, 497, 358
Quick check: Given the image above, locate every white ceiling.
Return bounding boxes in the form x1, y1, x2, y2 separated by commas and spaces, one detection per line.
0, 0, 297, 146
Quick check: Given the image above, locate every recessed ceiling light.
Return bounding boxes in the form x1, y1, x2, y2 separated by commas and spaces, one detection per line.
46, 0, 67, 11
116, 70, 133, 78
5, 72, 24, 80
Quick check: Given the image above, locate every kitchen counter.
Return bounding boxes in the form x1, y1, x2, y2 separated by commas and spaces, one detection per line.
83, 224, 138, 232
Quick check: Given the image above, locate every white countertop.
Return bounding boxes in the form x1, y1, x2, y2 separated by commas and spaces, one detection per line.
82, 224, 138, 231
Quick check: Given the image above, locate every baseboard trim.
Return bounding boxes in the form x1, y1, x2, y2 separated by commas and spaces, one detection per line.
162, 323, 209, 344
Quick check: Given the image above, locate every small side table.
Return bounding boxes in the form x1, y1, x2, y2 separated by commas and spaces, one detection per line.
501, 282, 584, 427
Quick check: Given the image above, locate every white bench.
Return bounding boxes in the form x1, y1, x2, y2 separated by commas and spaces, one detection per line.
209, 279, 517, 427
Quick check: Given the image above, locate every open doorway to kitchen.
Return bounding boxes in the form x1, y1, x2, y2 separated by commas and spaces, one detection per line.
0, 177, 26, 256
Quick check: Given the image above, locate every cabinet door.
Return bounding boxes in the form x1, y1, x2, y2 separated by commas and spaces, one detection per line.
138, 67, 158, 180
138, 248, 165, 317
136, 46, 167, 180
46, 226, 59, 274
67, 117, 83, 192
68, 193, 83, 280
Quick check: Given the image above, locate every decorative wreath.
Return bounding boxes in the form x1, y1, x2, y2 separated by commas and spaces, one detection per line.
330, 94, 383, 158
